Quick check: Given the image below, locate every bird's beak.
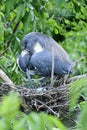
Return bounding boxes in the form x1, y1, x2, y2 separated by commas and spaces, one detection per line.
17, 49, 30, 73
17, 50, 34, 88
26, 69, 34, 88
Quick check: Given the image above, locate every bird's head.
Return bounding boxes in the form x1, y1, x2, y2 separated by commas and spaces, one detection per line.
17, 49, 31, 73
17, 49, 34, 88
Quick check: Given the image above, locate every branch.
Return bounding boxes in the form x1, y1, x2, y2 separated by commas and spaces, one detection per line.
13, 21, 20, 34
72, 56, 86, 66
67, 73, 87, 83
0, 69, 15, 89
0, 47, 9, 57
35, 99, 59, 117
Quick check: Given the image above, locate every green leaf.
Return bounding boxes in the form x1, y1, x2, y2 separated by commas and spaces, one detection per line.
28, 113, 66, 130
64, 19, 70, 25
0, 18, 4, 41
0, 118, 8, 130
69, 78, 87, 110
0, 92, 21, 119
15, 4, 26, 22
77, 102, 87, 130
5, 0, 15, 14
54, 28, 58, 34
13, 115, 28, 130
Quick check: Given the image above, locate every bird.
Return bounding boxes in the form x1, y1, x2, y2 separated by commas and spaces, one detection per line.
17, 32, 73, 87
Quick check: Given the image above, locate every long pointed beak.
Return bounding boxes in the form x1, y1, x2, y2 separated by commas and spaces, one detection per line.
26, 69, 34, 88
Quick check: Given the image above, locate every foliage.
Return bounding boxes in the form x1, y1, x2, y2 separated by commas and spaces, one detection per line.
0, 0, 87, 129
69, 77, 87, 110
0, 92, 66, 130
69, 77, 87, 130
77, 102, 87, 130
0, 0, 87, 84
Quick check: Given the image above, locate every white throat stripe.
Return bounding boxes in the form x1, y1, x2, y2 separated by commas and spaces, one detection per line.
34, 42, 44, 53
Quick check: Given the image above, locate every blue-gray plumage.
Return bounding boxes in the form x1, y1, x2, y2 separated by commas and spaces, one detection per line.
17, 50, 31, 72
17, 32, 73, 86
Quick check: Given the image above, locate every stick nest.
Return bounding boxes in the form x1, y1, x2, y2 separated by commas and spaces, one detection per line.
0, 82, 69, 116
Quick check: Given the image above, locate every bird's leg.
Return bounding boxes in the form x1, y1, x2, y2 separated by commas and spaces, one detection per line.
26, 69, 34, 88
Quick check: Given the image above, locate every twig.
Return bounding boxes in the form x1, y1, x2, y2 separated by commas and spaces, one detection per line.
51, 47, 54, 87
35, 99, 59, 117
0, 69, 15, 89
72, 56, 86, 66
38, 99, 58, 109
64, 56, 86, 84
0, 47, 9, 57
67, 73, 87, 83
13, 21, 20, 34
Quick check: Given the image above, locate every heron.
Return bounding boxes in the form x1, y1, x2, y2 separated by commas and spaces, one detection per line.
17, 32, 73, 88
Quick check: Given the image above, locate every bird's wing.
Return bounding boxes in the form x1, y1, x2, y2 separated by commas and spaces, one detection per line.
54, 56, 72, 75
30, 50, 53, 76
31, 50, 72, 76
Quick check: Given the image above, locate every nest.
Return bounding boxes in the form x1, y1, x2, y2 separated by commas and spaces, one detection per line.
0, 69, 86, 126
0, 82, 69, 117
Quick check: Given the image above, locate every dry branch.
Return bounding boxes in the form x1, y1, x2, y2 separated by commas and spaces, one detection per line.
67, 73, 87, 83
0, 69, 15, 89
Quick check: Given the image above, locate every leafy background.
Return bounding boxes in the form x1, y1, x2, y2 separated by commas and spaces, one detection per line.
0, 0, 87, 84
0, 0, 87, 130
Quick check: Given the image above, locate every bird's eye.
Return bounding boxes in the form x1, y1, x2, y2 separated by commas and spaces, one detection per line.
22, 40, 27, 50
